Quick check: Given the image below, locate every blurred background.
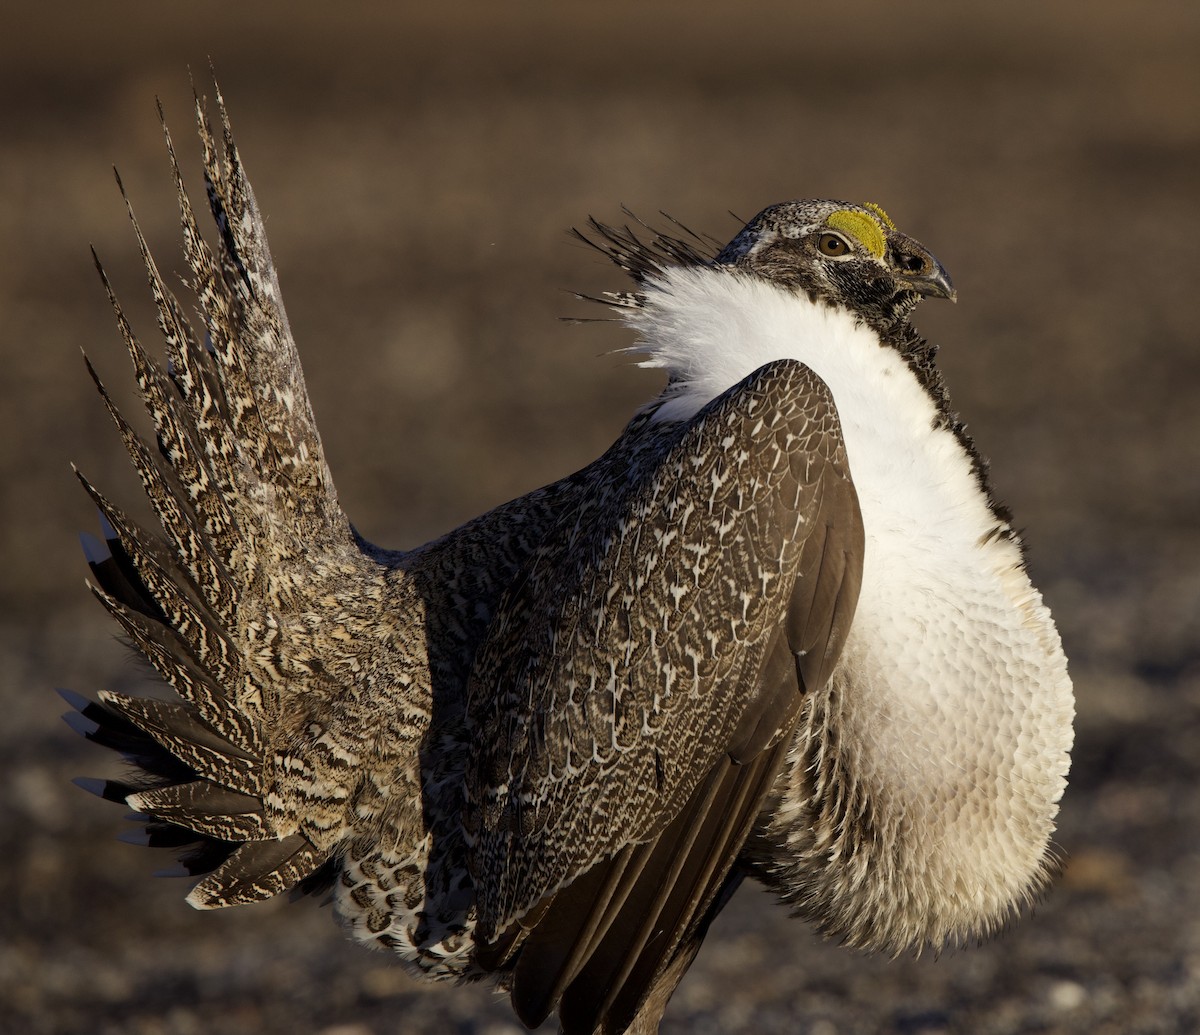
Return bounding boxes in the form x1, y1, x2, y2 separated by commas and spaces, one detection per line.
2, 3, 1198, 1032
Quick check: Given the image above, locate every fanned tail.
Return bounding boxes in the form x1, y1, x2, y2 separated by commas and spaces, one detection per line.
65, 87, 399, 910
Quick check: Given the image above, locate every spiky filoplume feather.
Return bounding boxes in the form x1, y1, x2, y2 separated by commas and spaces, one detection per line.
67, 88, 1072, 1035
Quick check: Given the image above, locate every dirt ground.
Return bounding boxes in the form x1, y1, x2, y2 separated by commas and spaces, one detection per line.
2, 3, 1198, 1033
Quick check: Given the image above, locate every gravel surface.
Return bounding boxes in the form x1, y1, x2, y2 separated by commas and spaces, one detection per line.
3, 3, 1198, 1033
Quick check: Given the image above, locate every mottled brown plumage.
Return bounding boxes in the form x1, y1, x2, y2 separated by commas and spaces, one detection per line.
66, 88, 1072, 1035
462, 360, 861, 1032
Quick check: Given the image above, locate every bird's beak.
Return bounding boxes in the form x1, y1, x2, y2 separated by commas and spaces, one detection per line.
888, 234, 957, 303
903, 260, 956, 302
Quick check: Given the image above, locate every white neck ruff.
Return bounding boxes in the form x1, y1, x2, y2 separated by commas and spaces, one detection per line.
623, 265, 1074, 949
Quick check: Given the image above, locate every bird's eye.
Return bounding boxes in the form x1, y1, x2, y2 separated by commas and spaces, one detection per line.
817, 233, 851, 257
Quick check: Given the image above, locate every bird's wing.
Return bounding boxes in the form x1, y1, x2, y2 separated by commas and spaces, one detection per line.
64, 89, 434, 908
467, 358, 864, 1031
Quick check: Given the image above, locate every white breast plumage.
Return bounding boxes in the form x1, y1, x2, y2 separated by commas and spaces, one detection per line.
626, 266, 1074, 950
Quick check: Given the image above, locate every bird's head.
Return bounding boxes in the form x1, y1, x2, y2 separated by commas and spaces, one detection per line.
715, 200, 955, 334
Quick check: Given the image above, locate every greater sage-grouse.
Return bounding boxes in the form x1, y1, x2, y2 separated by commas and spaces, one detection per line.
66, 91, 1074, 1035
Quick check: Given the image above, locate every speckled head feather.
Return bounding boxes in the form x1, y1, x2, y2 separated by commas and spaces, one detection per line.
579, 199, 953, 336
579, 201, 1008, 543
713, 199, 955, 334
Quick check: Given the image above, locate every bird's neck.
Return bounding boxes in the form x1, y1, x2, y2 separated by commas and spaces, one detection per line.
626, 267, 1003, 526
624, 266, 882, 424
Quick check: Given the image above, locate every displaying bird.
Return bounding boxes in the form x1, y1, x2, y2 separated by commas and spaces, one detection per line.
64, 89, 1074, 1035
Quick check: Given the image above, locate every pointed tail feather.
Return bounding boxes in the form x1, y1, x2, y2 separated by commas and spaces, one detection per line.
72, 86, 423, 912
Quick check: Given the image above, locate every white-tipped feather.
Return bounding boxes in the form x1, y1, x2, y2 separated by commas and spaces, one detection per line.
57, 687, 92, 712
62, 712, 102, 739
97, 511, 120, 543
72, 777, 109, 798
78, 531, 111, 566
